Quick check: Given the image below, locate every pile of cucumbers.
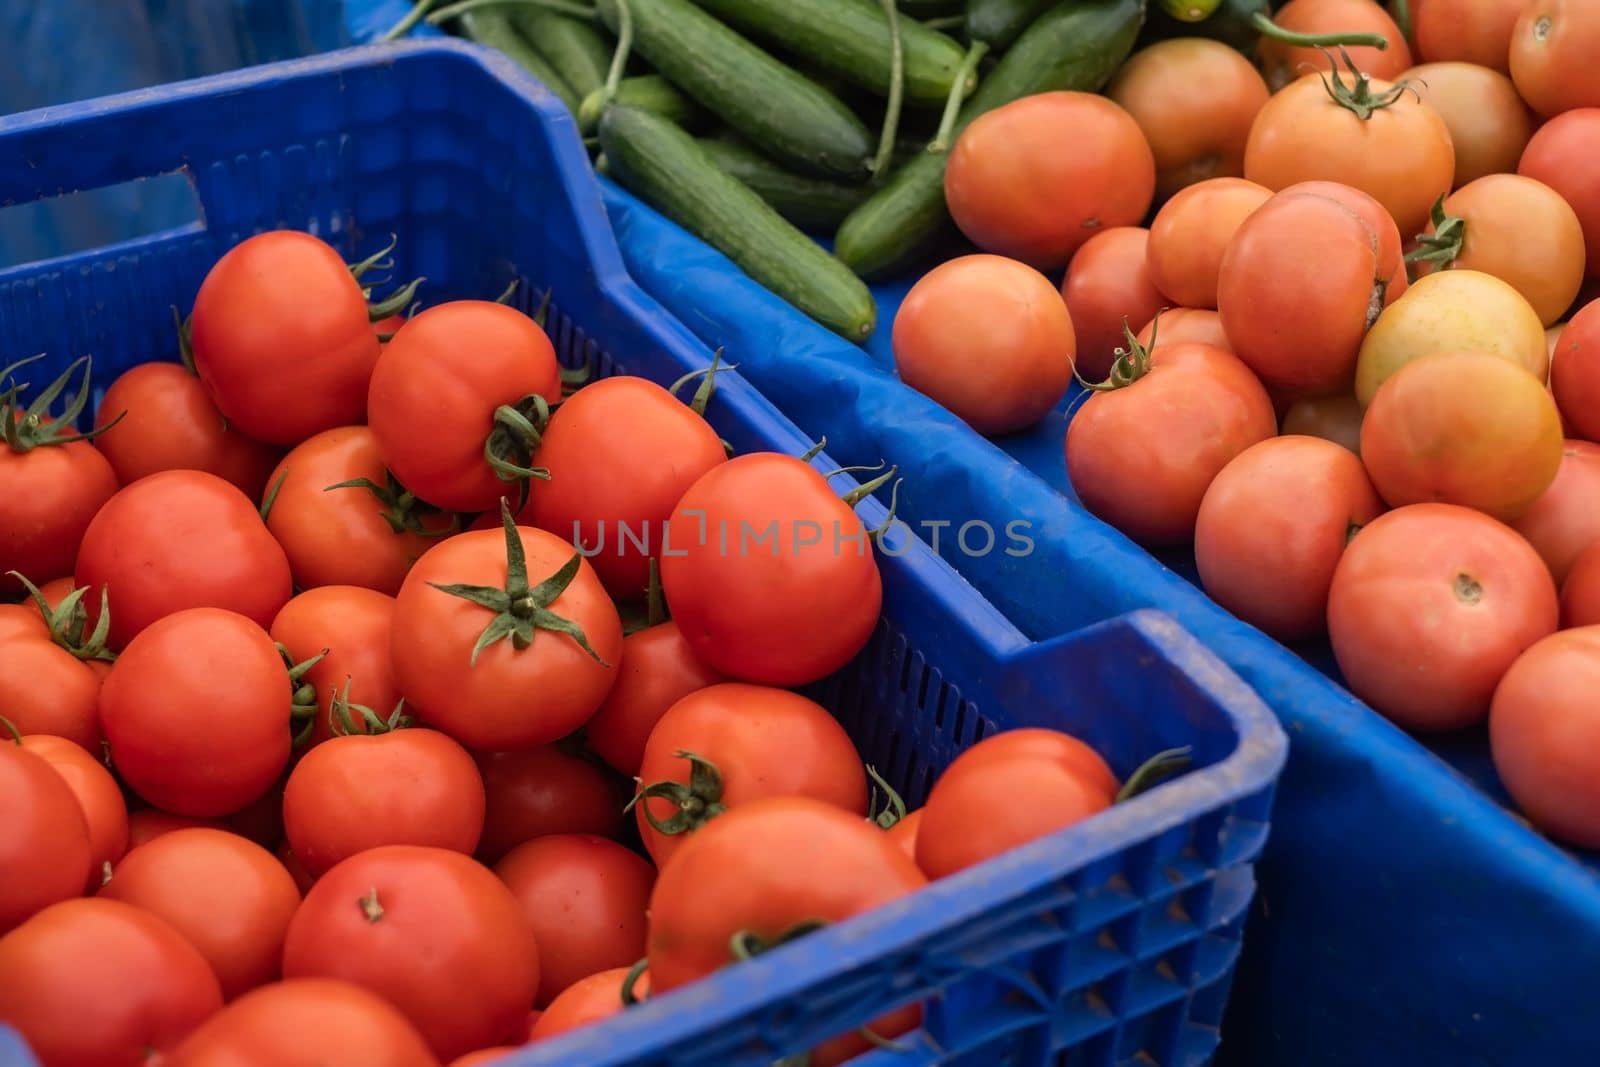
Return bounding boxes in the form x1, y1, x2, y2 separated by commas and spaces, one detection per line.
423, 0, 1151, 341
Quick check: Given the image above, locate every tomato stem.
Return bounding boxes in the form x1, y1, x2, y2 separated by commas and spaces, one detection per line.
1082, 316, 1156, 394
866, 764, 906, 830
801, 436, 828, 463
279, 643, 330, 745
624, 748, 729, 834
1251, 12, 1389, 52
840, 464, 898, 508
171, 307, 199, 376
259, 469, 288, 524
620, 957, 650, 1006
1403, 194, 1464, 268
329, 680, 413, 736
359, 888, 385, 923
348, 234, 399, 283
1, 355, 124, 452
484, 397, 555, 506
9, 573, 117, 663
493, 278, 521, 307
728, 919, 829, 963
669, 346, 735, 419
1115, 746, 1194, 803
367, 276, 426, 323
324, 472, 460, 538
0, 715, 21, 745
1316, 47, 1415, 120
645, 557, 667, 627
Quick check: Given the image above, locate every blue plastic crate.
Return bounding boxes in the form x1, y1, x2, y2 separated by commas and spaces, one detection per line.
0, 41, 1284, 1067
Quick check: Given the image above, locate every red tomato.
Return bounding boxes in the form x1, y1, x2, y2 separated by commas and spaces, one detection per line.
0, 637, 102, 750
915, 729, 1117, 879
1489, 627, 1600, 848
264, 426, 457, 595
21, 734, 127, 883
391, 520, 621, 751
1551, 299, 1600, 442
1146, 178, 1272, 311
1518, 110, 1600, 277
99, 607, 292, 816
1327, 503, 1559, 731
944, 92, 1156, 270
1134, 308, 1232, 353
1509, 0, 1600, 118
634, 683, 867, 867
128, 810, 226, 849
93, 362, 281, 498
647, 797, 926, 992
494, 834, 655, 1006
1404, 62, 1534, 188
0, 403, 119, 598
1561, 541, 1600, 627
284, 727, 485, 877
586, 620, 723, 778
1279, 181, 1409, 308
270, 585, 402, 748
1196, 436, 1386, 642
0, 897, 222, 1064
190, 231, 380, 446
0, 603, 46, 643
1259, 0, 1413, 91
368, 301, 563, 512
892, 255, 1076, 434
1060, 228, 1167, 383
1509, 440, 1600, 584
75, 470, 291, 650
527, 966, 640, 1042
886, 808, 922, 858
282, 845, 540, 1062
1281, 393, 1364, 454
0, 742, 92, 932
167, 977, 440, 1067
476, 744, 627, 863
1360, 351, 1564, 521
99, 828, 301, 1000
522, 376, 727, 602
1065, 341, 1277, 545
659, 454, 883, 686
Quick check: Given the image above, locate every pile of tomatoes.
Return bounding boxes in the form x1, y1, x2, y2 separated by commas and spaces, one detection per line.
890, 1, 1600, 852
0, 228, 1174, 1066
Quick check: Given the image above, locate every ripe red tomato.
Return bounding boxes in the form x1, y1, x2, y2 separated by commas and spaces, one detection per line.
1509, 0, 1600, 117
1407, 0, 1527, 71
264, 426, 457, 595
190, 230, 381, 446
166, 977, 440, 1067
0, 603, 45, 644
1562, 541, 1600, 627
1259, 0, 1412, 91
1134, 308, 1232, 353
1281, 393, 1364, 454
585, 620, 724, 777
21, 733, 127, 882
522, 376, 727, 601
270, 585, 402, 748
494, 834, 655, 1006
282, 845, 540, 1061
1327, 503, 1559, 731
0, 741, 92, 932
75, 470, 292, 650
1551, 299, 1600, 442
1066, 341, 1277, 546
915, 729, 1117, 879
284, 726, 485, 877
99, 607, 292, 816
1146, 178, 1272, 311
1278, 181, 1409, 309
892, 255, 1076, 434
527, 966, 640, 1042
1489, 627, 1600, 848
0, 897, 223, 1064
659, 454, 883, 686
886, 808, 922, 858
368, 301, 562, 512
391, 519, 622, 750
0, 400, 119, 598
99, 828, 301, 1000
1060, 227, 1167, 384
1518, 110, 1600, 277
945, 92, 1156, 270
1195, 436, 1385, 642
476, 744, 627, 863
0, 637, 103, 750
634, 683, 866, 866
1404, 62, 1534, 188
1508, 440, 1600, 584
93, 362, 281, 499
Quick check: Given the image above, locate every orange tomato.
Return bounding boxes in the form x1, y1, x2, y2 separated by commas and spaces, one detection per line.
1519, 109, 1600, 277
1509, 440, 1600, 584
1135, 308, 1232, 353
527, 966, 641, 1042
1146, 178, 1273, 310
1279, 181, 1410, 307
1562, 541, 1600, 627
1060, 228, 1166, 383
1260, 0, 1413, 91
1404, 62, 1534, 188
1509, 0, 1600, 118
1405, 0, 1527, 71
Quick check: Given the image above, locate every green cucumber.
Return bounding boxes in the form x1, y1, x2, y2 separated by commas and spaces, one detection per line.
578, 75, 706, 133
455, 11, 581, 115
595, 0, 874, 180
697, 138, 875, 232
965, 0, 1053, 49
835, 0, 1144, 279
511, 10, 614, 100
901, 0, 963, 14
692, 0, 974, 105
1142, 0, 1268, 52
600, 105, 877, 340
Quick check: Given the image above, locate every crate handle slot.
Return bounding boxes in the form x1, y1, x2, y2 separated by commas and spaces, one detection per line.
0, 170, 205, 274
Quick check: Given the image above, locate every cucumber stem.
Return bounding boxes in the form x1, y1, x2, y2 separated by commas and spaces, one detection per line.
602, 0, 633, 104
921, 14, 963, 30
928, 40, 987, 153
871, 0, 906, 181
427, 0, 599, 26
1250, 12, 1389, 51
379, 0, 441, 41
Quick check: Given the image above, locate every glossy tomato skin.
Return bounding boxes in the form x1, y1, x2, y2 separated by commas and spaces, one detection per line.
1135, 308, 1232, 353
190, 230, 380, 446
166, 977, 440, 1067
635, 683, 868, 867
1509, 441, 1600, 584
1404, 63, 1534, 188
476, 745, 626, 863
915, 729, 1117, 879
1519, 110, 1600, 276
98, 607, 292, 817
1281, 394, 1364, 454
368, 301, 562, 512
1551, 299, 1600, 442
281, 844, 540, 1062
523, 376, 727, 601
528, 966, 638, 1042
265, 427, 456, 595
659, 454, 883, 686
1327, 503, 1559, 731
1259, 0, 1412, 90
0, 603, 46, 643
886, 808, 923, 858
1106, 38, 1270, 201
1146, 178, 1272, 311
270, 585, 402, 748
586, 620, 723, 777
1509, 0, 1600, 118
75, 470, 292, 651
21, 734, 128, 882
0, 743, 92, 933
0, 638, 102, 750
494, 834, 656, 1006
1066, 342, 1277, 546
944, 92, 1156, 270
93, 362, 281, 499
99, 828, 301, 1000
1489, 627, 1600, 849
1195, 436, 1385, 642
1561, 541, 1600, 627
391, 525, 621, 751
0, 437, 118, 597
892, 255, 1075, 434
1061, 228, 1166, 384
283, 728, 486, 877
0, 897, 223, 1065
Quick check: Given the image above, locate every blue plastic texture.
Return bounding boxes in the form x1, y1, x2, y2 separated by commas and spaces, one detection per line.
0, 41, 1284, 1067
